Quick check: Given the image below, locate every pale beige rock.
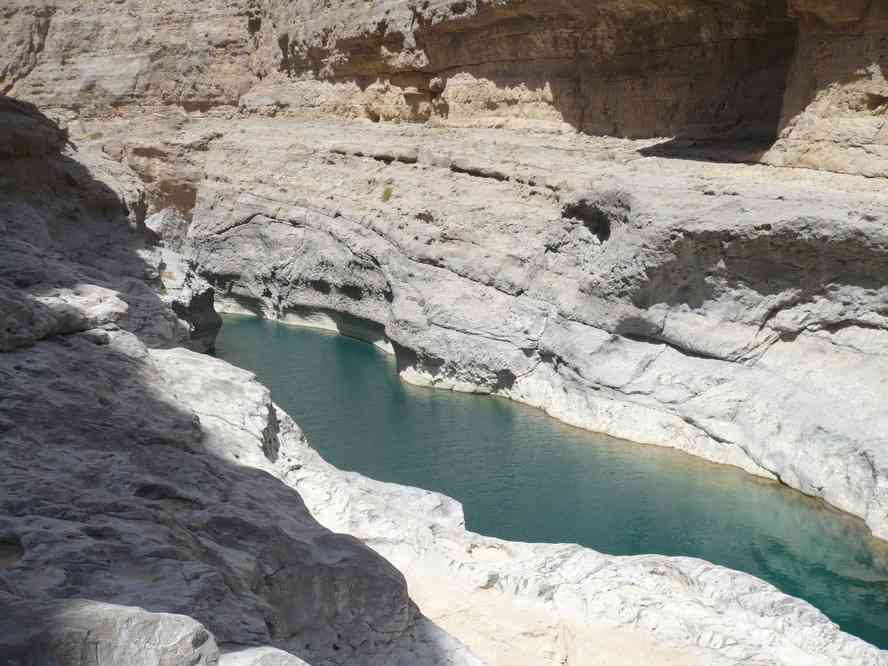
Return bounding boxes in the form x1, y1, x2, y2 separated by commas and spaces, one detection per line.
0, 599, 220, 666
1, 0, 887, 661
2, 96, 888, 664
221, 646, 310, 666
2, 0, 887, 176
0, 100, 480, 666
175, 116, 888, 543
135, 335, 888, 665
765, 2, 888, 177
265, 398, 888, 666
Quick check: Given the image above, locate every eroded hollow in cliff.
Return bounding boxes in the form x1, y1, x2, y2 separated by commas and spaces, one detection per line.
865, 92, 888, 113
305, 0, 799, 153
561, 191, 635, 244
134, 482, 204, 510
562, 201, 612, 243
0, 536, 24, 567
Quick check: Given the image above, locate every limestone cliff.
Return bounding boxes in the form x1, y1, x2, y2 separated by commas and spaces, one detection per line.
1, 98, 885, 664
2, 0, 888, 662
2, 0, 886, 176
160, 117, 888, 548
0, 97, 480, 666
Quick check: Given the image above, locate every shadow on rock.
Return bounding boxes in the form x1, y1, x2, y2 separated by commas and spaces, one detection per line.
0, 96, 469, 665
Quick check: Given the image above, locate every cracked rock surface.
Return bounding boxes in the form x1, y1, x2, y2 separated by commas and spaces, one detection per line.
2, 97, 886, 664
0, 98, 481, 666
157, 117, 888, 543
3, 0, 886, 177
1, 0, 887, 661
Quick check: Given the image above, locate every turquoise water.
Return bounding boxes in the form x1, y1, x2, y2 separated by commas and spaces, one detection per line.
216, 315, 888, 648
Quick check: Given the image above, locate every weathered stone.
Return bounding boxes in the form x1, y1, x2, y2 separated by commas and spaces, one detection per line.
146, 207, 191, 251
0, 99, 478, 666
179, 117, 888, 544
2, 0, 887, 176
0, 598, 220, 666
275, 405, 888, 666
221, 646, 310, 666
1, 0, 887, 662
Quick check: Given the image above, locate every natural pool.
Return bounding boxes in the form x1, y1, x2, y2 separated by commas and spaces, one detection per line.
216, 314, 888, 648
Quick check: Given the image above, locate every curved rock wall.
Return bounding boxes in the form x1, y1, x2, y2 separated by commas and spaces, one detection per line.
2, 0, 887, 176
2, 0, 888, 660
0, 98, 480, 666
174, 118, 888, 544
766, 1, 888, 176
5, 95, 885, 665
255, 0, 796, 139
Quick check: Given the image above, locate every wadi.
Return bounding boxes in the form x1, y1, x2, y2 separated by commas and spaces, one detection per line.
1, 1, 887, 664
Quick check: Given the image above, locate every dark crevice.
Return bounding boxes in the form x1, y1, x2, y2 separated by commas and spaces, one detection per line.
134, 483, 204, 509
562, 201, 611, 243
338, 284, 364, 300
308, 279, 332, 294
0, 537, 24, 567
865, 92, 888, 113
448, 162, 508, 182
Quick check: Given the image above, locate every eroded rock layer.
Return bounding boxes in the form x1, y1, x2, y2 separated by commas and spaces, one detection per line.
4, 96, 884, 665
0, 98, 480, 666
2, 0, 887, 176
138, 116, 886, 546
2, 0, 887, 662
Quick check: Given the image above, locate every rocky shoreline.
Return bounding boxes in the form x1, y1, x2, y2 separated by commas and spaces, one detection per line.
0, 95, 885, 666
3, 0, 887, 661
171, 117, 888, 544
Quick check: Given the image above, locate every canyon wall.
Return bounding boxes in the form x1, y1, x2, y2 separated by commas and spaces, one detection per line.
0, 96, 484, 666
768, 1, 888, 176
3, 0, 887, 176
2, 98, 886, 666
3, 0, 885, 545
2, 2, 888, 662
173, 118, 888, 544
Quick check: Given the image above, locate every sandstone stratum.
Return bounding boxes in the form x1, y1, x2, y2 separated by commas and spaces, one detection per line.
1, 0, 887, 664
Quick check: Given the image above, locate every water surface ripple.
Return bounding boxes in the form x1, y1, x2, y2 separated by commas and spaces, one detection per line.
217, 315, 888, 648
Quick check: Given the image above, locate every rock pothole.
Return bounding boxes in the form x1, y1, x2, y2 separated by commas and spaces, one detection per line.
562, 200, 612, 243
865, 92, 888, 114
561, 191, 634, 244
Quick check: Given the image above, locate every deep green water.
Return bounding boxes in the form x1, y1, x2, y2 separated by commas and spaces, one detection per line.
217, 314, 888, 648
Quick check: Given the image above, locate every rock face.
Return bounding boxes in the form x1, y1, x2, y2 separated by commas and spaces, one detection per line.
168, 117, 888, 547
2, 0, 888, 662
2, 0, 886, 177
1, 601, 220, 666
0, 98, 481, 666
0, 335, 424, 662
278, 398, 888, 666
0, 96, 219, 354
146, 207, 223, 352
1, 97, 887, 664
766, 1, 888, 176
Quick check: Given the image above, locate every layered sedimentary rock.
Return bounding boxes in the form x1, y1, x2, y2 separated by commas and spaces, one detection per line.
158, 117, 888, 546
2, 0, 886, 176
0, 98, 480, 666
24, 53, 883, 540
2, 0, 888, 662
5, 97, 884, 664
135, 335, 886, 665
766, 1, 888, 176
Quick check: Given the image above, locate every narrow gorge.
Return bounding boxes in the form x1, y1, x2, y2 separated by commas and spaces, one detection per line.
1, 0, 887, 664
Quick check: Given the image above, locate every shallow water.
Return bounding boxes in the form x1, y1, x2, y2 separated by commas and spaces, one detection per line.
217, 314, 888, 648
